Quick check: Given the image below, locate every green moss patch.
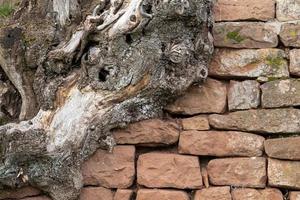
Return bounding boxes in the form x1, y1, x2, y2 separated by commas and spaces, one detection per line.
226, 31, 244, 43
0, 3, 14, 18
265, 56, 284, 69
289, 30, 298, 38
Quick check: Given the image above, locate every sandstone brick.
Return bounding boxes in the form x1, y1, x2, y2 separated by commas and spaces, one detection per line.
0, 186, 41, 199
232, 188, 283, 200
268, 158, 300, 189
22, 196, 52, 200
261, 79, 300, 108
137, 153, 202, 189
209, 49, 289, 79
207, 157, 267, 188
82, 145, 135, 188
181, 116, 209, 130
179, 131, 264, 157
114, 189, 133, 200
166, 78, 227, 115
136, 189, 189, 200
79, 187, 113, 200
209, 108, 300, 134
276, 0, 300, 21
290, 49, 300, 76
289, 191, 300, 200
279, 23, 300, 47
265, 136, 300, 160
194, 187, 231, 200
113, 119, 179, 146
213, 22, 278, 48
228, 80, 260, 111
213, 0, 275, 22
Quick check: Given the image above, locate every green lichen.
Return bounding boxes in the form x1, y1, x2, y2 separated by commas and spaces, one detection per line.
0, 3, 14, 18
290, 30, 298, 38
265, 56, 284, 69
226, 31, 244, 43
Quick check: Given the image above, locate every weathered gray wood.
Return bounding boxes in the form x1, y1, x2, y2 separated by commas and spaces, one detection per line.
0, 0, 213, 199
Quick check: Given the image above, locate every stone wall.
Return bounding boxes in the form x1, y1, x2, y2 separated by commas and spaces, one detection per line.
3, 0, 300, 199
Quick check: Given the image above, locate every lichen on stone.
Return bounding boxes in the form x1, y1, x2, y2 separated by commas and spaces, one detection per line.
226, 30, 244, 43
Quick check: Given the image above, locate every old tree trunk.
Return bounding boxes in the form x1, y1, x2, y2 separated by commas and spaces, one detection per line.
0, 0, 213, 199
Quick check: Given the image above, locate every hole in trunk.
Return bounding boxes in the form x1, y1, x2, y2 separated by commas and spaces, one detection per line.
125, 34, 133, 44
98, 68, 109, 82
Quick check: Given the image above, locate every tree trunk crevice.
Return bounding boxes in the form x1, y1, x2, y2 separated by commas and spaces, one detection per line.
0, 0, 213, 199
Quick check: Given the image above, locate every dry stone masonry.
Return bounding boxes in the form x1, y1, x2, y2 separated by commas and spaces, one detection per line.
3, 0, 300, 199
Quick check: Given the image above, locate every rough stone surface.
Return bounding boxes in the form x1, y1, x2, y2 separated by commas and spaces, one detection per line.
213, 0, 275, 21
232, 188, 283, 200
113, 119, 180, 146
268, 158, 300, 189
290, 49, 300, 76
0, 186, 41, 199
209, 49, 289, 79
265, 137, 300, 160
289, 191, 300, 200
181, 116, 210, 130
136, 189, 189, 200
79, 187, 113, 200
179, 131, 264, 157
228, 80, 260, 111
261, 79, 300, 108
137, 153, 202, 189
207, 157, 267, 188
276, 0, 300, 21
114, 189, 133, 200
279, 23, 300, 47
194, 187, 231, 200
166, 78, 227, 115
209, 108, 300, 134
213, 22, 278, 48
82, 145, 135, 188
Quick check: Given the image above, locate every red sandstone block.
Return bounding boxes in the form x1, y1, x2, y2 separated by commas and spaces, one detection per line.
79, 187, 113, 200
137, 153, 202, 189
289, 191, 300, 200
194, 187, 231, 200
213, 0, 275, 22
181, 115, 209, 131
136, 189, 189, 200
213, 22, 278, 48
113, 119, 179, 146
82, 145, 135, 188
166, 78, 227, 115
114, 189, 133, 200
265, 136, 300, 160
232, 188, 283, 200
179, 131, 264, 157
207, 157, 267, 188
268, 158, 300, 189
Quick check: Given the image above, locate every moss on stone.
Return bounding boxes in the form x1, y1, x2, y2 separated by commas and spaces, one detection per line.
0, 3, 14, 18
290, 30, 298, 38
265, 56, 284, 69
226, 31, 244, 43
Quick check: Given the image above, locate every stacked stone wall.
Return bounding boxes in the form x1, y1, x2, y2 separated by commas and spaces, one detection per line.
3, 0, 300, 199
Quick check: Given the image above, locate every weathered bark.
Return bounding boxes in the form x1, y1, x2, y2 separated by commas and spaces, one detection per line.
0, 0, 213, 199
